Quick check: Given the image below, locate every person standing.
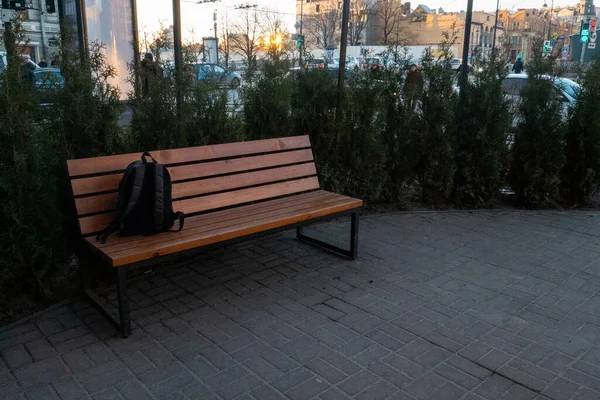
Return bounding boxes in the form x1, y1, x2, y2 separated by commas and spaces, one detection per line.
141, 52, 160, 95
403, 64, 424, 111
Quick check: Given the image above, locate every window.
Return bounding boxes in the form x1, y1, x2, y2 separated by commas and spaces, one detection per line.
500, 13, 504, 18
213, 65, 225, 74
525, 22, 529, 29
526, 13, 529, 16
487, 16, 490, 21
517, 22, 520, 29
316, 4, 320, 12
512, 36, 519, 45
513, 22, 517, 29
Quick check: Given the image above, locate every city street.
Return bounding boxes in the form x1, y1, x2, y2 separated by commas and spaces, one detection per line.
2, 210, 600, 399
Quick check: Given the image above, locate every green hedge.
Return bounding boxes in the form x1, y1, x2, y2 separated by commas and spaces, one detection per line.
3, 29, 600, 313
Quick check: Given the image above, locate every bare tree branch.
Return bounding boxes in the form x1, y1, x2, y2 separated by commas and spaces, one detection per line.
348, 0, 375, 46
304, 0, 341, 50
230, 8, 261, 73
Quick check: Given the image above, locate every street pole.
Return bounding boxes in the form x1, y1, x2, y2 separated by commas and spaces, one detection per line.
491, 0, 500, 61
459, 0, 474, 106
299, 0, 304, 68
580, 19, 588, 63
546, 0, 554, 41
173, 0, 183, 134
338, 0, 350, 90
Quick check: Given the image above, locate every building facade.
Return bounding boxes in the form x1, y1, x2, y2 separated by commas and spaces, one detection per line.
0, 0, 60, 64
396, 9, 503, 61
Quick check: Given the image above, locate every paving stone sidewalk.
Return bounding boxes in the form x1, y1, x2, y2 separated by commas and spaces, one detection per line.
2, 210, 600, 400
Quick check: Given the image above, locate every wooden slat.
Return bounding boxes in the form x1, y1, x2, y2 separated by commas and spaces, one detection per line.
77, 180, 320, 236
93, 191, 334, 249
79, 213, 114, 236
93, 195, 362, 266
67, 136, 311, 177
173, 163, 316, 199
96, 192, 348, 254
175, 177, 320, 216
70, 149, 315, 196
74, 165, 318, 216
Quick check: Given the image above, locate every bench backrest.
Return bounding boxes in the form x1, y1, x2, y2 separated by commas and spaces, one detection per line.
67, 136, 319, 237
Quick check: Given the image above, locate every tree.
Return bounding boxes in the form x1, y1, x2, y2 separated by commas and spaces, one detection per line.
219, 13, 232, 68
348, 0, 375, 46
376, 0, 404, 45
261, 11, 294, 60
305, 0, 341, 50
230, 7, 261, 75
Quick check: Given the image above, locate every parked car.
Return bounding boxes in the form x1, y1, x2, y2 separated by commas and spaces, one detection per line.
306, 58, 327, 69
502, 73, 579, 120
34, 68, 64, 105
192, 63, 242, 89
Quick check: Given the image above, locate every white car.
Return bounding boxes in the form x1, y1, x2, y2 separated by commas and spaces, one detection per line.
502, 73, 579, 123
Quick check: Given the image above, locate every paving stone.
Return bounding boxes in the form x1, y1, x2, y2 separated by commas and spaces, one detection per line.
306, 358, 348, 384
271, 367, 314, 393
355, 379, 397, 400
425, 382, 466, 400
475, 374, 514, 400
498, 385, 537, 400
337, 370, 379, 396
434, 363, 482, 390
539, 352, 574, 374
2, 345, 32, 369
404, 372, 447, 399
543, 377, 580, 400
51, 376, 87, 400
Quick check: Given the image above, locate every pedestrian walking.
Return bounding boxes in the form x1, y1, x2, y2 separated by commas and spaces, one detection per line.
512, 57, 524, 74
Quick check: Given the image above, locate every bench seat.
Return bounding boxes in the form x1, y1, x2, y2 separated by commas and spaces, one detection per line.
88, 190, 362, 267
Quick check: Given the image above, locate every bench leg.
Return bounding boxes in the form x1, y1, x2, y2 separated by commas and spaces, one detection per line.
297, 212, 359, 260
82, 262, 132, 338
116, 268, 131, 338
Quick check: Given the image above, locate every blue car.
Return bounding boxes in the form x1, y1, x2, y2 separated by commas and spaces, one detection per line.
34, 67, 64, 89
192, 63, 241, 89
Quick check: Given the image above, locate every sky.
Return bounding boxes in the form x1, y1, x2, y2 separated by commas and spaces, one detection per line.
136, 0, 579, 42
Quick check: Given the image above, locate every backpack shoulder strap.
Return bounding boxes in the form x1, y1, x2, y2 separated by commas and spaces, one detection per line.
96, 162, 146, 244
120, 163, 146, 221
154, 163, 165, 230
170, 212, 185, 232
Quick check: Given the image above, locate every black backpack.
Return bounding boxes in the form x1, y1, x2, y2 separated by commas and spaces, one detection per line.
97, 152, 184, 244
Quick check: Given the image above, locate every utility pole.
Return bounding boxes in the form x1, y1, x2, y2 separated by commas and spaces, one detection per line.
173, 0, 183, 134
491, 0, 500, 61
459, 0, 474, 106
213, 9, 217, 38
299, 0, 304, 68
338, 0, 351, 90
581, 0, 594, 63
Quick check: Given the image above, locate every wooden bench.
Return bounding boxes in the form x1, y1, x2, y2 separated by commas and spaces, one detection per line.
67, 136, 363, 337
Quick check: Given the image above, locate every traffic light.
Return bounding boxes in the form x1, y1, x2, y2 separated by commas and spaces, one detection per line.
45, 0, 55, 13
543, 40, 552, 53
581, 22, 590, 43
296, 34, 304, 47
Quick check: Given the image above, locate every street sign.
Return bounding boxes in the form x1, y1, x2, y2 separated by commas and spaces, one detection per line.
589, 42, 596, 49
543, 40, 552, 53
552, 32, 558, 40
551, 39, 558, 46
591, 32, 597, 43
